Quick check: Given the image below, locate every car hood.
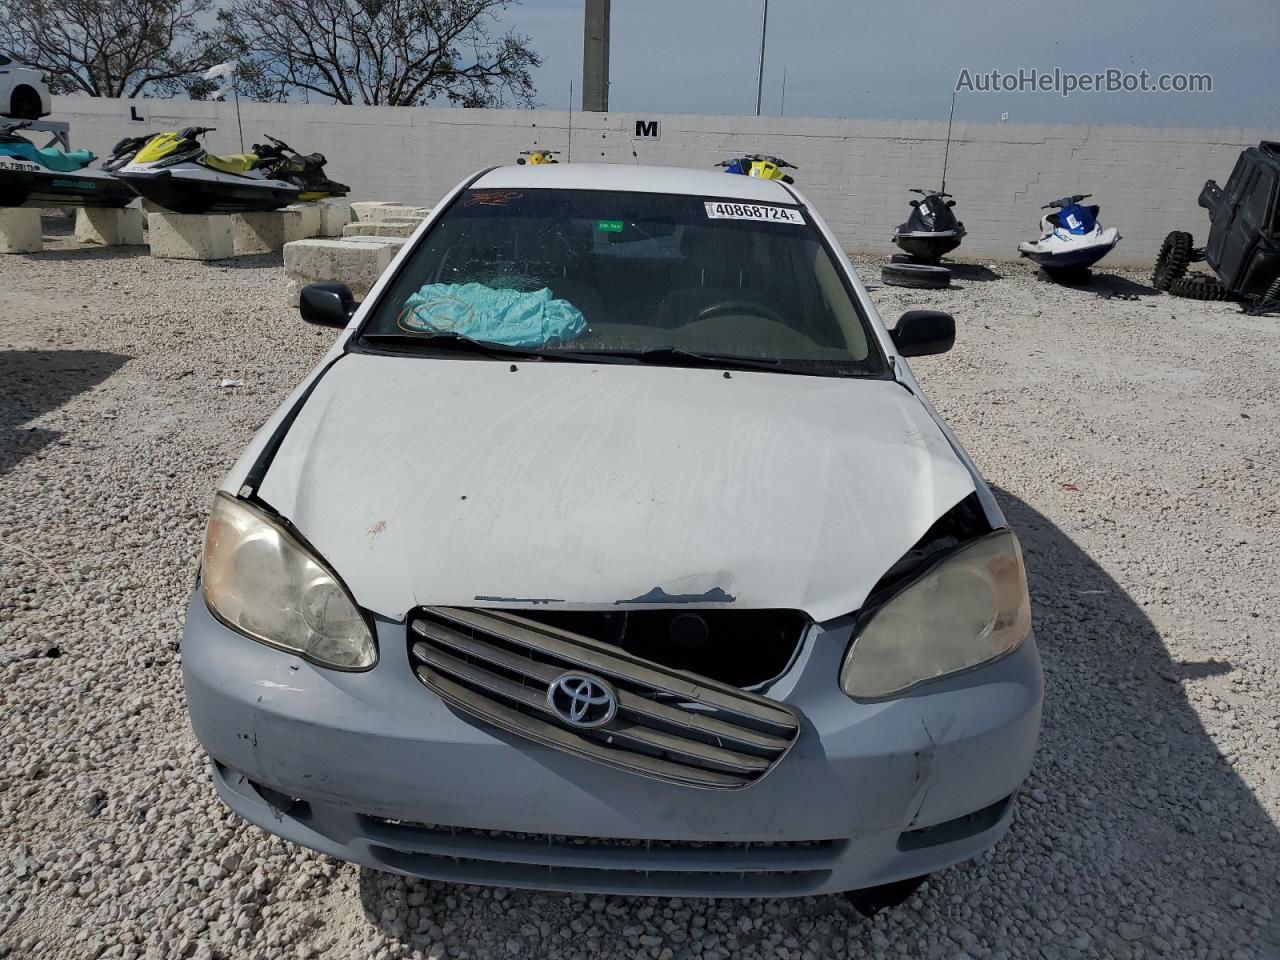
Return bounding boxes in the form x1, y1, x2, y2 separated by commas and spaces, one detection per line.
255, 353, 976, 622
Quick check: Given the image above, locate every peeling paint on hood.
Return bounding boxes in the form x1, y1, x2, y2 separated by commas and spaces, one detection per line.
255, 354, 976, 623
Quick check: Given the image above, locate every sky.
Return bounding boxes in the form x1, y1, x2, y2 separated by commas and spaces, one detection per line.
500, 0, 1280, 128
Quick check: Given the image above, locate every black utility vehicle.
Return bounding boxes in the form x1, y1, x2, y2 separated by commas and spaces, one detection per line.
1153, 141, 1280, 314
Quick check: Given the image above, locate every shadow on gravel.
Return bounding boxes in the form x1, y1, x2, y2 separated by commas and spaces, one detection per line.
21, 246, 148, 263
0, 349, 129, 475
351, 490, 1279, 957
946, 262, 1002, 282
40, 214, 74, 237
1032, 270, 1161, 299
207, 254, 284, 271
997, 488, 1279, 956
1088, 273, 1161, 298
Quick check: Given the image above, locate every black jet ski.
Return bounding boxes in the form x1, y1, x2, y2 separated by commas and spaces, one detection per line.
115, 128, 348, 214
889, 91, 969, 265
0, 121, 137, 209
892, 188, 966, 264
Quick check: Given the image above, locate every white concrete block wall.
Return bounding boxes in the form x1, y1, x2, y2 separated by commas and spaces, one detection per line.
52, 96, 1279, 264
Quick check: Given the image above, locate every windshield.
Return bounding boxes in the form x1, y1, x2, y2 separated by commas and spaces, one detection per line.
360, 188, 885, 376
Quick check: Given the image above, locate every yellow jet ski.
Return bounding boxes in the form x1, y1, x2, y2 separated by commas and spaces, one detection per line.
115, 128, 348, 214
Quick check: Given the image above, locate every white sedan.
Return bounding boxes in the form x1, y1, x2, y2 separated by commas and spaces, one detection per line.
0, 53, 51, 119
183, 162, 1043, 914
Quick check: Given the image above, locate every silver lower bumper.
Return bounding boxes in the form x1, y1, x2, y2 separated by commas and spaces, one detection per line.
182, 592, 1043, 896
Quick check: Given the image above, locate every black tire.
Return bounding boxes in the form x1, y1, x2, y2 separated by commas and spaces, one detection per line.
8, 86, 43, 120
1153, 230, 1193, 290
881, 262, 951, 289
1168, 273, 1233, 301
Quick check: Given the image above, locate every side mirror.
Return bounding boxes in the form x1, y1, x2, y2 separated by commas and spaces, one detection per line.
908, 199, 920, 207
945, 200, 956, 208
890, 310, 955, 357
299, 283, 357, 328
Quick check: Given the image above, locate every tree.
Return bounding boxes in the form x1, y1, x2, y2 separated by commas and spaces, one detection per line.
216, 0, 540, 107
0, 0, 224, 98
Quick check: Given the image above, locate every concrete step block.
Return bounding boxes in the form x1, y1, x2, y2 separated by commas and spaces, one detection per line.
232, 209, 308, 254
74, 207, 145, 246
317, 198, 354, 237
342, 218, 421, 238
341, 235, 409, 250
0, 208, 43, 254
148, 212, 234, 260
283, 237, 407, 304
351, 201, 401, 223
284, 203, 323, 238
367, 204, 428, 222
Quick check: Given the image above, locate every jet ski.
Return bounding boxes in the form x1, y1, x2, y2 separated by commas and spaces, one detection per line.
892, 188, 966, 264
1018, 194, 1120, 280
716, 154, 796, 182
516, 149, 560, 164
0, 121, 137, 209
115, 128, 348, 214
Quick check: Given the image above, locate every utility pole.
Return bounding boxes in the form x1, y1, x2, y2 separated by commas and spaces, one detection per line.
582, 0, 611, 112
754, 0, 768, 116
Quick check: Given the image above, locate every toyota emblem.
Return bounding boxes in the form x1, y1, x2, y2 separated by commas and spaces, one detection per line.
546, 673, 618, 728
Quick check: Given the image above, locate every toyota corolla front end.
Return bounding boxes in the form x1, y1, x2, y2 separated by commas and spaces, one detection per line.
182, 163, 1042, 908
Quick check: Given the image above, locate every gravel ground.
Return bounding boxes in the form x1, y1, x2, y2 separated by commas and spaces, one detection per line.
2, 225, 1278, 960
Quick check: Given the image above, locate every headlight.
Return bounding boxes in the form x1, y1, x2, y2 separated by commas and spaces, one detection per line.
201, 492, 376, 670
840, 530, 1031, 699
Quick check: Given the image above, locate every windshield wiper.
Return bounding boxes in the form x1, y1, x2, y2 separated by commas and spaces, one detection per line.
593, 345, 839, 375
360, 334, 852, 375
635, 346, 781, 370
359, 332, 550, 361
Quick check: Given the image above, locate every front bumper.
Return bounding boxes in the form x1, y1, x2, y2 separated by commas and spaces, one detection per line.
182, 593, 1043, 896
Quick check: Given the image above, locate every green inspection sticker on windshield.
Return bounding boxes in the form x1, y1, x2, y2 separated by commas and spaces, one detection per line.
596, 220, 625, 232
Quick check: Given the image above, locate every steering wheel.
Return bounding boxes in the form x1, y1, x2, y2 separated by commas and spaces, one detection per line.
695, 300, 786, 325
262, 134, 293, 153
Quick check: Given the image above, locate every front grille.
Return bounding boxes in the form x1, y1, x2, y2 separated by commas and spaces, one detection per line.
361, 817, 841, 895
409, 607, 801, 790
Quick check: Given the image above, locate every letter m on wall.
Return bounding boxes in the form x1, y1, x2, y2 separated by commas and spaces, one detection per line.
632, 119, 661, 141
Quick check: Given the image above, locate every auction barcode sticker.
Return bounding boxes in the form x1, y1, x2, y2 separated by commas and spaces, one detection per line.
704, 201, 805, 224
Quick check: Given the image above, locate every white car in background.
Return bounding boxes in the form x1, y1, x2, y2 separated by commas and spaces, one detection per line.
0, 53, 52, 119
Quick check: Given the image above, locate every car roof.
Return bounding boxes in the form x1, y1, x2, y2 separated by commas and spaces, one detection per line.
472, 163, 799, 203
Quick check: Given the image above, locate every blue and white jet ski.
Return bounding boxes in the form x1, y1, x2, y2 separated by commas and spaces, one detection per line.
1018, 194, 1120, 279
